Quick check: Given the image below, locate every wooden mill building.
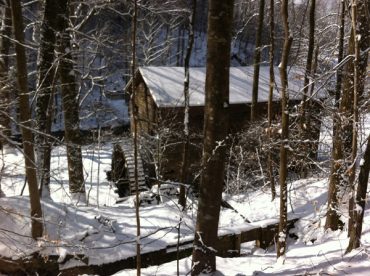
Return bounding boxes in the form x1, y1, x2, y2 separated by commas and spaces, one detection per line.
124, 66, 325, 183
125, 66, 316, 133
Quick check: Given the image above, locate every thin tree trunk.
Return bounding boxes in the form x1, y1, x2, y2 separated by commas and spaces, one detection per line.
250, 0, 265, 121
340, 31, 356, 173
348, 0, 359, 237
176, 27, 181, 66
10, 0, 43, 239
347, 0, 369, 240
335, 0, 345, 109
324, 0, 346, 231
325, 124, 344, 230
277, 0, 292, 259
327, 3, 344, 222
35, 0, 61, 198
191, 0, 234, 274
300, 0, 316, 177
0, 0, 12, 140
57, 0, 86, 204
0, 146, 5, 197
347, 134, 370, 253
268, 0, 276, 200
131, 0, 141, 274
178, 3, 197, 272
179, 0, 196, 208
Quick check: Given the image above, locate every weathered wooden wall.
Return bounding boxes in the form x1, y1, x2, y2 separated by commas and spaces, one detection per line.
129, 72, 323, 183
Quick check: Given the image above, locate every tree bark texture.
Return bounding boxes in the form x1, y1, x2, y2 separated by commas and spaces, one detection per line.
340, 32, 355, 165
299, 0, 316, 173
340, 0, 369, 159
325, 129, 343, 230
250, 0, 265, 121
191, 0, 234, 274
10, 0, 43, 239
327, 3, 345, 223
347, 0, 370, 239
324, 0, 346, 231
348, 0, 360, 237
347, 135, 370, 253
277, 0, 292, 259
179, 0, 196, 208
326, 0, 369, 231
35, 0, 61, 197
0, 0, 12, 140
57, 0, 86, 203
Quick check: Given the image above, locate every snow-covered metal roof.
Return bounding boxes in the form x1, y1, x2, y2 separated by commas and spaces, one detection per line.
136, 66, 317, 108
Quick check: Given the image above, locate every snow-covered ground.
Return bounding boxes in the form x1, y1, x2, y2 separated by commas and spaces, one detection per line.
0, 138, 370, 275
116, 178, 370, 275
1, 142, 116, 206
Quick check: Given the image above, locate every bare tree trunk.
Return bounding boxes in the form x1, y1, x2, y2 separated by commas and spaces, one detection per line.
326, 0, 369, 231
10, 0, 43, 239
250, 0, 265, 121
334, 0, 345, 109
176, 27, 182, 66
0, 0, 12, 141
347, 0, 369, 239
347, 134, 370, 253
0, 146, 5, 197
347, 0, 359, 237
268, 0, 276, 201
300, 0, 315, 120
300, 0, 315, 177
131, 0, 141, 274
35, 0, 61, 198
277, 0, 292, 259
340, 32, 356, 178
324, 0, 346, 231
191, 0, 234, 274
179, 0, 196, 208
325, 127, 344, 230
327, 3, 344, 219
57, 0, 86, 204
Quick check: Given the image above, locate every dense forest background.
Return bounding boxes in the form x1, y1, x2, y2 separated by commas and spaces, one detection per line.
0, 0, 369, 275
0, 0, 342, 133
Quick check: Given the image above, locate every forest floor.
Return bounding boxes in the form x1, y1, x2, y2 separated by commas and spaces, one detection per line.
0, 138, 370, 275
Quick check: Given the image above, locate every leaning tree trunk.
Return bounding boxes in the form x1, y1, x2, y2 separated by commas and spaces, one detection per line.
10, 0, 43, 239
267, 0, 276, 200
347, 134, 370, 253
57, 0, 86, 204
191, 0, 234, 274
35, 0, 61, 198
0, 0, 12, 142
277, 0, 293, 259
179, 0, 196, 208
250, 0, 265, 121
